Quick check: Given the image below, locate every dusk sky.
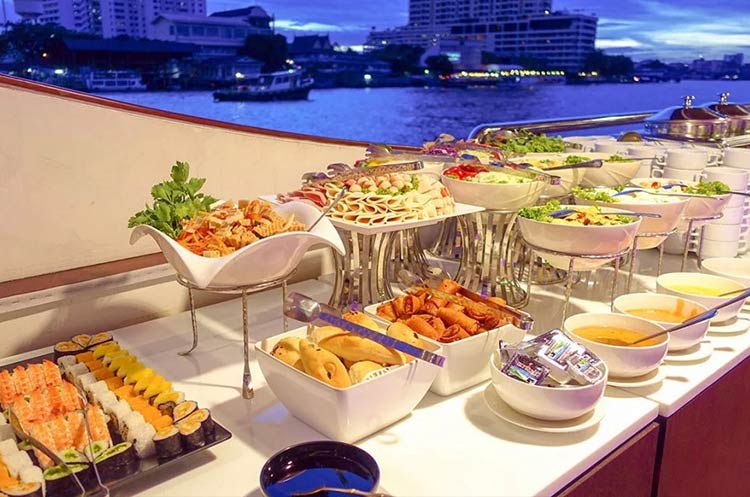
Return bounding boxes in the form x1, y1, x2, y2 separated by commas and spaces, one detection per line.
203, 0, 750, 62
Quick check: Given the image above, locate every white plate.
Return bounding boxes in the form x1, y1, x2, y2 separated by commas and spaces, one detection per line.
708, 318, 750, 335
329, 202, 485, 235
607, 368, 666, 388
482, 385, 606, 434
664, 341, 713, 363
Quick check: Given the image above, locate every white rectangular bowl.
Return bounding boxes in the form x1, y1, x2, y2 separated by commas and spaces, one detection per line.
363, 304, 527, 396
256, 327, 442, 443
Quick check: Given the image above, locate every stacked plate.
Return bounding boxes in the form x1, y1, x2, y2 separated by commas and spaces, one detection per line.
722, 148, 750, 254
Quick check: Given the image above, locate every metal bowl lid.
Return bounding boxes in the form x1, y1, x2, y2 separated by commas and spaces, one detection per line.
646, 95, 728, 123
706, 92, 750, 117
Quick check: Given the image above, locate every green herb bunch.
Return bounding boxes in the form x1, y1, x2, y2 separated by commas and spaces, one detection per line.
128, 161, 217, 238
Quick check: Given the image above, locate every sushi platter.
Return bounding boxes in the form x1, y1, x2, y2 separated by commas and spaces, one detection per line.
0, 333, 231, 496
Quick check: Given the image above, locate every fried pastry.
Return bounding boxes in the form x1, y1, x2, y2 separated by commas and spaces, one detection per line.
299, 339, 351, 388
318, 333, 404, 365
342, 311, 382, 331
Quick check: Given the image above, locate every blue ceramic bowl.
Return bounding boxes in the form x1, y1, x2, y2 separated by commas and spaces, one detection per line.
260, 441, 380, 497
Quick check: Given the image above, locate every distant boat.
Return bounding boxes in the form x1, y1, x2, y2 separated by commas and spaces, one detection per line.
213, 69, 314, 102
85, 70, 147, 92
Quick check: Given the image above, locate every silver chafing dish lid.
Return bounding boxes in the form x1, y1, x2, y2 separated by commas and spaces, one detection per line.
706, 92, 750, 118
647, 95, 728, 124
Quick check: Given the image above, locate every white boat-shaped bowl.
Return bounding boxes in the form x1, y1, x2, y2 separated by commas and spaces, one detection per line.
656, 272, 745, 323
580, 153, 644, 187
628, 178, 731, 224
701, 257, 750, 287
517, 205, 641, 271
130, 201, 345, 289
256, 327, 442, 443
575, 195, 689, 250
441, 174, 546, 211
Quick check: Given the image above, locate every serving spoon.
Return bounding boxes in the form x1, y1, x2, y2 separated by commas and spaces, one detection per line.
599, 287, 750, 346
518, 159, 604, 172
549, 208, 661, 219
719, 286, 750, 297
660, 183, 750, 198
292, 487, 391, 497
308, 187, 347, 231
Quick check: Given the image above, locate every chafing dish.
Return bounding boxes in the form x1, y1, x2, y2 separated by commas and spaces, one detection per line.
645, 95, 729, 142
705, 92, 750, 136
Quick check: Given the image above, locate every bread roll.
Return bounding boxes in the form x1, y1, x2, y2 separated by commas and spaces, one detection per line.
387, 321, 428, 362
310, 325, 348, 344
342, 311, 382, 332
299, 339, 351, 388
271, 337, 304, 371
348, 361, 384, 384
318, 334, 403, 365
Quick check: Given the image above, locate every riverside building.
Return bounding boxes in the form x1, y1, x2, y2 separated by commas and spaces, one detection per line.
366, 0, 597, 71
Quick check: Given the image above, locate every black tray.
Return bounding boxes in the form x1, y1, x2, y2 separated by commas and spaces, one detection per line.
1, 352, 233, 494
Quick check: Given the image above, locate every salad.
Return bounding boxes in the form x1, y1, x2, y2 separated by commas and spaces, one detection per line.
634, 180, 730, 196
443, 164, 531, 184
565, 155, 592, 165
573, 187, 682, 204
606, 154, 635, 162
481, 130, 566, 155
519, 201, 634, 226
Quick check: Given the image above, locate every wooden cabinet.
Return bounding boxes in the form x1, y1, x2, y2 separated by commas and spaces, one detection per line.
555, 422, 660, 497
656, 356, 750, 497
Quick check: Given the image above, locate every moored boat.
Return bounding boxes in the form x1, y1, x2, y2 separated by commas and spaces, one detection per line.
213, 69, 313, 102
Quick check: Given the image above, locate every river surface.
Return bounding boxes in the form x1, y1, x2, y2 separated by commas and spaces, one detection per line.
106, 80, 750, 145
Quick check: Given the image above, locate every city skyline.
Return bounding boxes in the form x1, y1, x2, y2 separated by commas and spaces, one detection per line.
3, 0, 749, 62
208, 0, 749, 62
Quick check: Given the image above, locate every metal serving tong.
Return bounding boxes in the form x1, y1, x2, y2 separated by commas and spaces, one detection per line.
396, 269, 534, 332
284, 293, 446, 367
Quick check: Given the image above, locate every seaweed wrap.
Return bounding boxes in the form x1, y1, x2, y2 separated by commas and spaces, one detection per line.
153, 425, 182, 460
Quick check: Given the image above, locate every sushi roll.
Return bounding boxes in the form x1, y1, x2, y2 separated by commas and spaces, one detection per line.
186, 409, 215, 440
128, 368, 154, 389
83, 440, 110, 462
24, 365, 45, 392
121, 412, 145, 442
76, 372, 97, 391
0, 482, 43, 497
63, 363, 88, 383
43, 463, 89, 497
87, 333, 113, 349
94, 442, 138, 481
53, 342, 84, 362
18, 466, 43, 486
143, 377, 171, 401
41, 361, 63, 386
106, 355, 134, 374
152, 391, 185, 417
103, 377, 124, 391
96, 391, 118, 412
172, 401, 197, 422
91, 343, 119, 361
110, 399, 132, 435
55, 356, 76, 370
153, 425, 182, 460
0, 370, 17, 408
177, 418, 205, 450
74, 351, 94, 364
71, 335, 91, 349
127, 423, 156, 458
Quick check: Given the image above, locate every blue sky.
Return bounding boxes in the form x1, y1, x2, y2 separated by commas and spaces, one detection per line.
206, 0, 750, 62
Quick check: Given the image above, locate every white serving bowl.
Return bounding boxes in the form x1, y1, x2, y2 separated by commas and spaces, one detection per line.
441, 174, 546, 211
657, 272, 745, 323
256, 327, 442, 443
702, 257, 750, 287
700, 239, 741, 259
489, 349, 607, 421
579, 153, 644, 187
130, 201, 345, 288
564, 313, 669, 378
517, 205, 641, 271
575, 194, 688, 250
513, 153, 584, 198
628, 177, 731, 222
362, 304, 527, 396
613, 293, 710, 351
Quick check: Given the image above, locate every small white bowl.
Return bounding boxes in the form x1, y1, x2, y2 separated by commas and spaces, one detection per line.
256, 327, 442, 443
703, 223, 742, 242
517, 205, 641, 271
712, 206, 745, 225
613, 293, 710, 351
702, 257, 750, 287
579, 153, 644, 187
489, 350, 607, 421
130, 201, 345, 288
657, 272, 745, 323
441, 174, 546, 211
700, 239, 741, 259
564, 312, 669, 378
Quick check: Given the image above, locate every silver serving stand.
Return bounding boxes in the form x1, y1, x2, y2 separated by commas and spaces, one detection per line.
624, 228, 677, 292
522, 242, 634, 325
175, 274, 291, 400
679, 213, 723, 271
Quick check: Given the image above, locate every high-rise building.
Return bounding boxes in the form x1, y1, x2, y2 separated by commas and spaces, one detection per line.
13, 0, 206, 38
367, 0, 596, 71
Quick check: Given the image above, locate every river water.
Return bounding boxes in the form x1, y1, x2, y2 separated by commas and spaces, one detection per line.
106, 80, 750, 145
